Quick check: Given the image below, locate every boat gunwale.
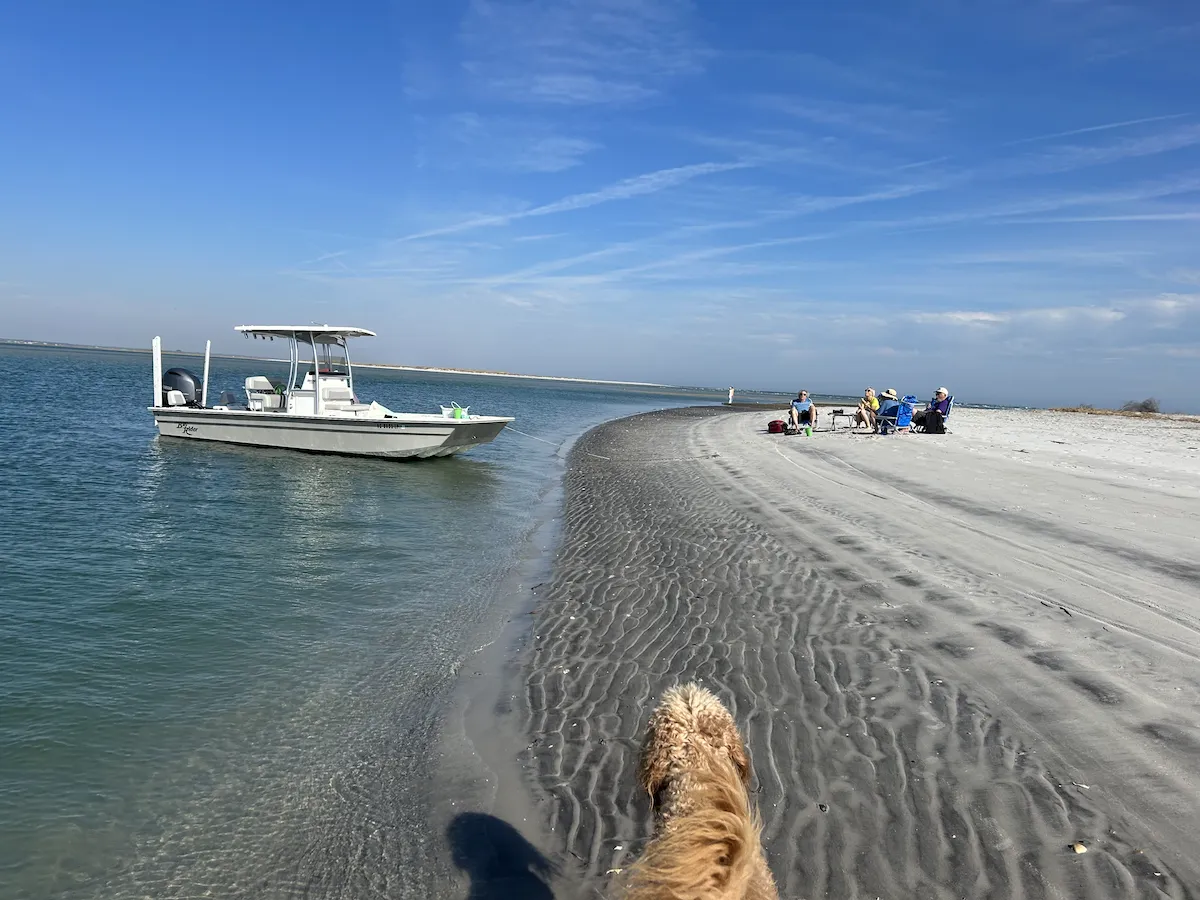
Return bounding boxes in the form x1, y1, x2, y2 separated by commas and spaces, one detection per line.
150, 406, 514, 427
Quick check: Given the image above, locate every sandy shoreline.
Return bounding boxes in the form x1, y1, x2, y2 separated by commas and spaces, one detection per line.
510, 406, 1200, 899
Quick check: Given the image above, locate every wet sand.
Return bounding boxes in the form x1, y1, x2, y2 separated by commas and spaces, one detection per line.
519, 406, 1200, 899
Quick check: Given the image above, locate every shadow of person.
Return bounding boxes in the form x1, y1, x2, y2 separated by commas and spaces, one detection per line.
447, 812, 556, 900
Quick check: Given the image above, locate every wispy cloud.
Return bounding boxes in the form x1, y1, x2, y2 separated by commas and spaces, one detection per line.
1004, 113, 1191, 146
860, 174, 1200, 232
911, 306, 1127, 327
535, 173, 1200, 285
460, 0, 707, 105
1148, 292, 1200, 314
1001, 211, 1200, 223
670, 127, 885, 175
661, 122, 1200, 241
907, 293, 1200, 331
472, 239, 650, 286
467, 180, 940, 288
394, 160, 749, 242
910, 310, 1010, 326
418, 112, 600, 173
913, 248, 1152, 268
981, 123, 1200, 180
982, 0, 1198, 65
752, 95, 946, 141
511, 232, 568, 242
751, 50, 946, 102
895, 155, 950, 171
654, 180, 945, 237
1079, 14, 1200, 62
783, 182, 943, 216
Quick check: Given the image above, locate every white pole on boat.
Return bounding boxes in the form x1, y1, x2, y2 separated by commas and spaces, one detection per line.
152, 336, 163, 407
287, 335, 297, 412
311, 330, 320, 416
201, 339, 211, 408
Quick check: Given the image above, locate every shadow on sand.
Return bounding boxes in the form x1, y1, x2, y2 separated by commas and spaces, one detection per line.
447, 812, 557, 900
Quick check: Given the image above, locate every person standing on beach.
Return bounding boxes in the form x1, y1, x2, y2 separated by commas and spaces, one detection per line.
728, 386, 734, 405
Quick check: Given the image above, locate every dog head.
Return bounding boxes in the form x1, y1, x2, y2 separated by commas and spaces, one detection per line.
638, 683, 750, 810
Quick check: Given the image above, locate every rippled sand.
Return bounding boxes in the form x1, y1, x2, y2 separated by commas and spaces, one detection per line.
519, 407, 1200, 899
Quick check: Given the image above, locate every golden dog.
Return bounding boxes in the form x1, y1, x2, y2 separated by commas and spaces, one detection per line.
620, 683, 778, 900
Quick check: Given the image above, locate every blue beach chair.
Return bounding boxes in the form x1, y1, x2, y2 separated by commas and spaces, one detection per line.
877, 395, 917, 434
913, 395, 954, 433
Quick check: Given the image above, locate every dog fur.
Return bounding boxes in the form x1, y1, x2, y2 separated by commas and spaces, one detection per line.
620, 683, 778, 900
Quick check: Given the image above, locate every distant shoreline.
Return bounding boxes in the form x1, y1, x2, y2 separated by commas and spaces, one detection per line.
20, 338, 1175, 413
0, 338, 686, 391
353, 361, 671, 387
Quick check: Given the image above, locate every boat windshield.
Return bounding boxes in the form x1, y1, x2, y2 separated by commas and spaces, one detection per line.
297, 335, 350, 378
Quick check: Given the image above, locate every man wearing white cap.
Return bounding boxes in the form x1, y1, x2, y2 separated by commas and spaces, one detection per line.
913, 387, 951, 432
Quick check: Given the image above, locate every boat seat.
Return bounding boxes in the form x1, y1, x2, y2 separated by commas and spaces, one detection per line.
247, 394, 283, 411
320, 386, 356, 411
166, 389, 187, 407
245, 376, 276, 392
245, 375, 283, 411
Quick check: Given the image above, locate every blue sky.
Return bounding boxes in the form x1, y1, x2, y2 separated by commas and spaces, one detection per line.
2, 1, 1199, 409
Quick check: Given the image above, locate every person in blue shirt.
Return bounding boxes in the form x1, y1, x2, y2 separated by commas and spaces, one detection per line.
874, 388, 901, 432
788, 390, 818, 431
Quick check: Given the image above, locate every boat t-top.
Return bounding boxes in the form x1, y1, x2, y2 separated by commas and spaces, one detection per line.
149, 325, 514, 459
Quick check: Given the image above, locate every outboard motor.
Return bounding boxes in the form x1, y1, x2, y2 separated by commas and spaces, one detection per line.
162, 367, 204, 407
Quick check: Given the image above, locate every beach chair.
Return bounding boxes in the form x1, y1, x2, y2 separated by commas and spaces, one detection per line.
913, 395, 954, 433
877, 396, 916, 434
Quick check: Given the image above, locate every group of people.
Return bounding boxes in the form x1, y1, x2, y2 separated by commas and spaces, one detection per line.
786, 386, 952, 433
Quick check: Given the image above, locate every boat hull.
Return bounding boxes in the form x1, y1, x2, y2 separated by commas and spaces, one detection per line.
151, 407, 512, 459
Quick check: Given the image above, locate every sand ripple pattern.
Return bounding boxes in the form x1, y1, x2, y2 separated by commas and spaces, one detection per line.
522, 409, 1197, 900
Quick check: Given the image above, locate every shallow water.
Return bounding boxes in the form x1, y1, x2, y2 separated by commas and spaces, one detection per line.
0, 345, 743, 899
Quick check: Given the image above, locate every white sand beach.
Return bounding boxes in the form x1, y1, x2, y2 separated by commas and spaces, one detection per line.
519, 406, 1200, 899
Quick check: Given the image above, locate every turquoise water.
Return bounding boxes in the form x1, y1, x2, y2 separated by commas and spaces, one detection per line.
0, 345, 746, 899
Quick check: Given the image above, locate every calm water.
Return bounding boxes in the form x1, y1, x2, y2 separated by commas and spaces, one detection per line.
0, 345, 750, 899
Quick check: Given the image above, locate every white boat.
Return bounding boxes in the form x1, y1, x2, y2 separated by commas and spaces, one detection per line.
149, 325, 514, 459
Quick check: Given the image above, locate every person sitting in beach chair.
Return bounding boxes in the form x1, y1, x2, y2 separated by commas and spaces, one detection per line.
855, 387, 879, 429
912, 387, 952, 434
875, 389, 899, 424
788, 390, 818, 431
875, 389, 915, 434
